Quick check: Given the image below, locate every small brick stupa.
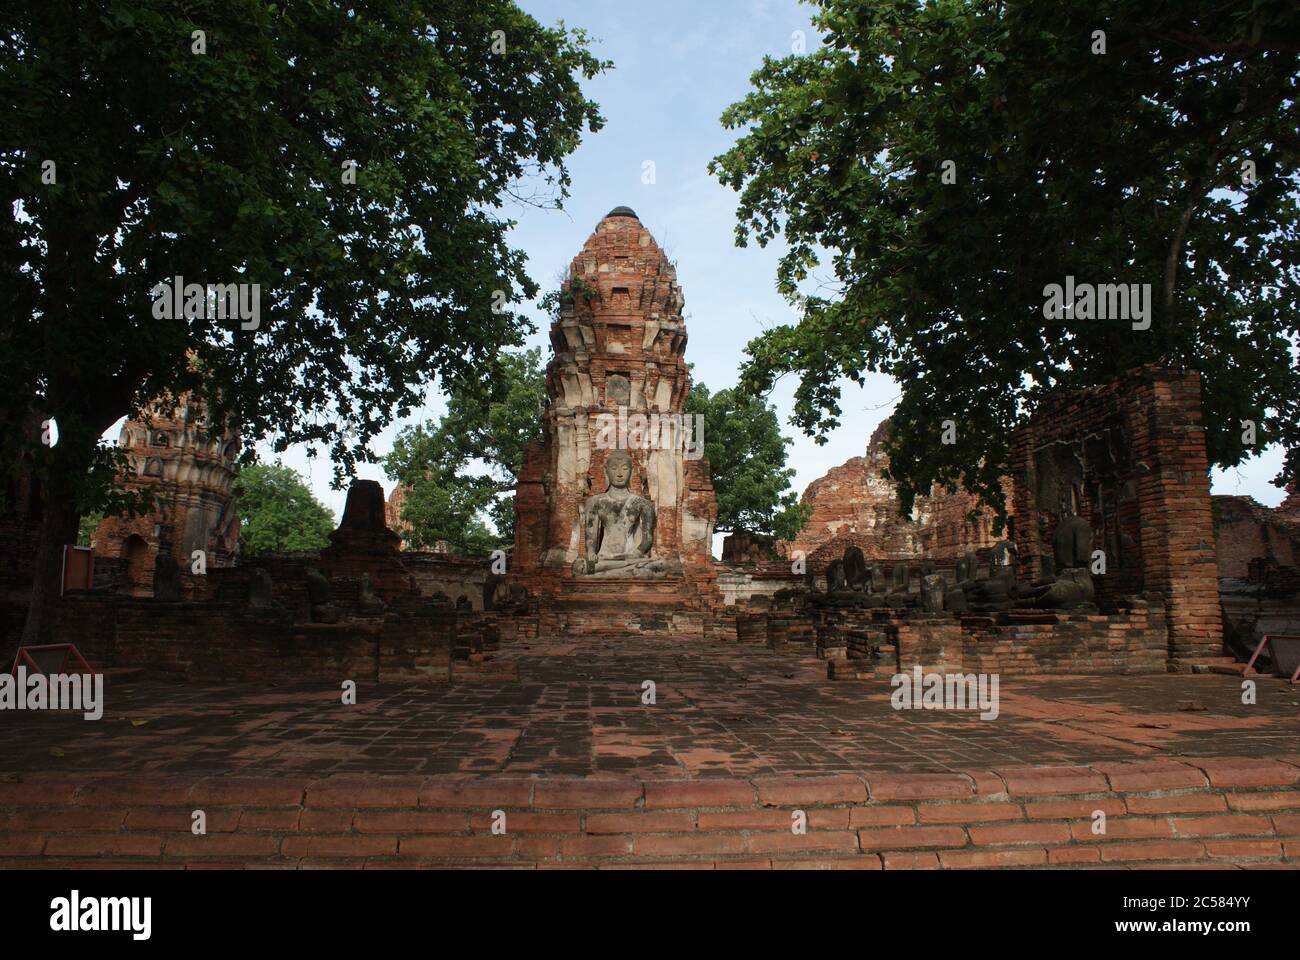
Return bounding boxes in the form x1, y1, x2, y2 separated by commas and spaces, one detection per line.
511, 207, 719, 635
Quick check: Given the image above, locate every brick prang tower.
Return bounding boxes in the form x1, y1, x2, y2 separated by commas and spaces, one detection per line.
512, 207, 720, 633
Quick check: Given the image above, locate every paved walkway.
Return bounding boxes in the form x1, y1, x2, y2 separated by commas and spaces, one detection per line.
3, 638, 1297, 778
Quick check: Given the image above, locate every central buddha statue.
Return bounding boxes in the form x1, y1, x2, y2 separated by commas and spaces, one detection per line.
573, 450, 679, 579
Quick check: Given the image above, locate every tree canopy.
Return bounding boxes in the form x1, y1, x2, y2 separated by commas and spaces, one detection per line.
384, 347, 544, 552
232, 462, 335, 556
0, 1, 608, 638
685, 381, 810, 540
711, 0, 1300, 518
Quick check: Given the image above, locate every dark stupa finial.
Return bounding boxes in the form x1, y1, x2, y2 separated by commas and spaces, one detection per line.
605, 205, 638, 219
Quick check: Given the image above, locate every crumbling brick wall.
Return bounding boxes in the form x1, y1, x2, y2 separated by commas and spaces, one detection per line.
783, 419, 1007, 564
1009, 366, 1222, 663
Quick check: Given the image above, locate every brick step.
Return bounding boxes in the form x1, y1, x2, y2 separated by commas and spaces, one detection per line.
2, 760, 1295, 869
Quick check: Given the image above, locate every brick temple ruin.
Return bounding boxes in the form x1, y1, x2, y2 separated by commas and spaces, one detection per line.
3, 213, 1299, 687
89, 395, 241, 597
509, 207, 720, 636
782, 418, 1010, 567
3, 211, 1299, 872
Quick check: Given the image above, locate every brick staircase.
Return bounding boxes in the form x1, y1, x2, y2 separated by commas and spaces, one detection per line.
3, 758, 1296, 869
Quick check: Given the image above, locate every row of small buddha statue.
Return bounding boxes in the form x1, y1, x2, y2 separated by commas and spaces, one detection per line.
809, 511, 1096, 612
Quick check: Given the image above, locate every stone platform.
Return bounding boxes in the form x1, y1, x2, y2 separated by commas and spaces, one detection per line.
1, 636, 1296, 869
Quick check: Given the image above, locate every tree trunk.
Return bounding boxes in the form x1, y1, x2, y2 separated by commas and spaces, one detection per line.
19, 441, 84, 647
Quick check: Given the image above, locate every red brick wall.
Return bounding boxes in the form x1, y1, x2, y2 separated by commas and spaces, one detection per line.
38, 594, 456, 683
1213, 495, 1300, 580
811, 606, 1167, 676
1010, 366, 1222, 663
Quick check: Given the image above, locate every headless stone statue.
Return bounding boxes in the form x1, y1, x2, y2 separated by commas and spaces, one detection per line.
824, 559, 848, 593
152, 554, 182, 602
944, 583, 969, 614
920, 573, 945, 613
817, 554, 870, 608
572, 450, 679, 579
246, 566, 290, 620
885, 562, 912, 607
1033, 566, 1095, 608
946, 551, 980, 614
968, 539, 1019, 611
868, 563, 887, 596
304, 566, 340, 623
1022, 490, 1096, 609
358, 572, 387, 616
248, 567, 277, 609
1051, 514, 1093, 577
843, 547, 869, 591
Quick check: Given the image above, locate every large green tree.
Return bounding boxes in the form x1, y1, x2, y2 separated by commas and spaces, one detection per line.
685, 381, 810, 540
232, 462, 335, 556
711, 0, 1300, 519
1, 1, 607, 640
384, 347, 544, 552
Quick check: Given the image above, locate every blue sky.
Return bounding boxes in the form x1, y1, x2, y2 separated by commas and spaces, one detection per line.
266, 0, 1288, 522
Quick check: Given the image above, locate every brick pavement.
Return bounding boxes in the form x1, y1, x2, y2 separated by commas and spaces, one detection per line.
2, 637, 1295, 778
2, 636, 1297, 868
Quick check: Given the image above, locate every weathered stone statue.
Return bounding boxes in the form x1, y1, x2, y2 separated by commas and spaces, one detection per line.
843, 547, 869, 591
945, 551, 979, 613
944, 583, 969, 614
1032, 566, 1095, 608
885, 562, 911, 606
358, 572, 387, 616
968, 539, 1019, 611
248, 567, 277, 609
825, 559, 848, 593
920, 573, 945, 613
812, 550, 874, 607
868, 563, 888, 596
304, 566, 340, 623
572, 450, 679, 578
152, 554, 182, 602
244, 566, 289, 620
1022, 490, 1096, 609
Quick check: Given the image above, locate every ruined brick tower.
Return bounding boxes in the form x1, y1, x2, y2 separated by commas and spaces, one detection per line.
93, 396, 239, 595
512, 207, 719, 633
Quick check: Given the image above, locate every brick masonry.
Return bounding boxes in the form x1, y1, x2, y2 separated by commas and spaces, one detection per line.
783, 418, 1011, 566
816, 604, 1170, 676
3, 759, 1296, 869
91, 393, 240, 596
27, 594, 458, 683
1010, 366, 1223, 664
1211, 490, 1300, 662
509, 207, 720, 630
